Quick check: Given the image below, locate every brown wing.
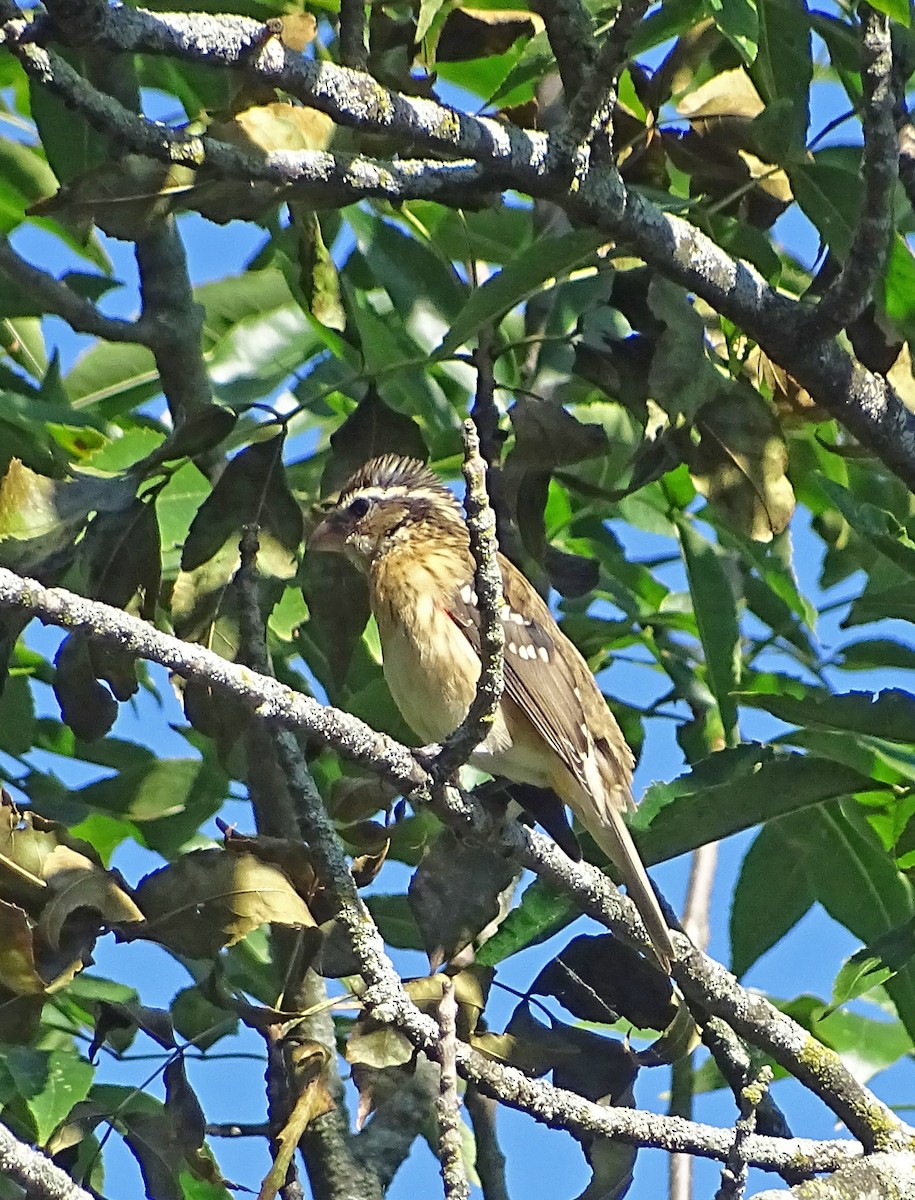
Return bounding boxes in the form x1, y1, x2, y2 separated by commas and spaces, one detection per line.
445, 553, 633, 800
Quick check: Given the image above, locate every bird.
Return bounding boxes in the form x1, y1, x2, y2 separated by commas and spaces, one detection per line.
309, 454, 675, 969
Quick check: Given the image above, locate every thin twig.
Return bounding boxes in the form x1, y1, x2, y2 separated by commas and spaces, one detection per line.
715, 1066, 774, 1200
432, 419, 504, 777
430, 979, 470, 1200
806, 5, 896, 337
464, 1086, 509, 1200
669, 842, 719, 1200
0, 238, 151, 344
338, 0, 367, 70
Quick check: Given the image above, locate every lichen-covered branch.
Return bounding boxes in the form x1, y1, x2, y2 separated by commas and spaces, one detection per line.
0, 565, 909, 1165
806, 5, 897, 337
8, 5, 915, 489
429, 980, 469, 1200
433, 420, 504, 777
563, 0, 651, 151
0, 1123, 95, 1200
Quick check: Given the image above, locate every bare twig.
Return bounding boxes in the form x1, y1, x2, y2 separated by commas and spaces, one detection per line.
563, 0, 651, 152
0, 1123, 94, 1200
715, 1066, 774, 1200
0, 565, 908, 1166
669, 842, 721, 1199
338, 0, 367, 70
429, 980, 470, 1200
806, 5, 897, 337
433, 419, 504, 777
206, 1123, 271, 1138
464, 1086, 509, 1200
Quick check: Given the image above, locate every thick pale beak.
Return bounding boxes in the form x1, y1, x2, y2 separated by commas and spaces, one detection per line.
308, 512, 347, 553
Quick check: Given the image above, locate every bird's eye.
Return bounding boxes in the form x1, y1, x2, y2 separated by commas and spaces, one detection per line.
347, 496, 371, 519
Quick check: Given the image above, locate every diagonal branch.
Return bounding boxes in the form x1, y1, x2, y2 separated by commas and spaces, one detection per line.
563, 0, 651, 152
0, 1122, 94, 1200
11, 6, 915, 489
0, 565, 909, 1162
805, 5, 897, 338
0, 238, 151, 344
4, 33, 490, 209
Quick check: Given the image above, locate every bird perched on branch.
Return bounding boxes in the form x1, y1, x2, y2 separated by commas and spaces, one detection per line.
309, 454, 675, 969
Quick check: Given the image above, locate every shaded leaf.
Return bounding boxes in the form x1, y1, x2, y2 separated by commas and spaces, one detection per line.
676, 517, 741, 741
731, 820, 815, 976
408, 828, 519, 967
435, 231, 606, 359
134, 850, 314, 958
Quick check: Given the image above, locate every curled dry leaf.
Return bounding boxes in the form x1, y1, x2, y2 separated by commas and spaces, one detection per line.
133, 849, 314, 958
39, 844, 145, 950
258, 1040, 335, 1200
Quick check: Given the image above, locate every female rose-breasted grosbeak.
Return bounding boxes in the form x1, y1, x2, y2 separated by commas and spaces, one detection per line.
309, 455, 674, 968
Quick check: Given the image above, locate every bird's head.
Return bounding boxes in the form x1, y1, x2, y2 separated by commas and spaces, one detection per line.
308, 454, 464, 572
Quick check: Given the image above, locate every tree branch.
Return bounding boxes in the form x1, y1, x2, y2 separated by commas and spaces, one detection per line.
429, 979, 470, 1200
11, 6, 915, 488
338, 0, 367, 70
3, 32, 490, 209
563, 0, 651, 151
0, 1122, 95, 1200
432, 420, 504, 777
528, 0, 595, 95
0, 566, 908, 1166
464, 1086, 509, 1200
805, 5, 897, 338
0, 237, 150, 343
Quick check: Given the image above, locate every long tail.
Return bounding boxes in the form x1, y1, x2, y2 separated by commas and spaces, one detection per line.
569, 771, 675, 970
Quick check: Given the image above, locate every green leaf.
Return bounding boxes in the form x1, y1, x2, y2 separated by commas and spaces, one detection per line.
844, 581, 915, 627
0, 141, 58, 233
829, 921, 915, 1012
751, 0, 812, 157
365, 894, 424, 950
781, 994, 913, 1084
676, 517, 742, 742
731, 821, 815, 976
789, 158, 859, 258
434, 230, 606, 360
1, 1047, 94, 1145
64, 342, 159, 417
868, 0, 910, 25
819, 477, 915, 576
705, 0, 759, 64
781, 804, 915, 1039
636, 744, 886, 864
737, 686, 915, 743
475, 878, 575, 967
881, 233, 915, 342
838, 638, 915, 673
